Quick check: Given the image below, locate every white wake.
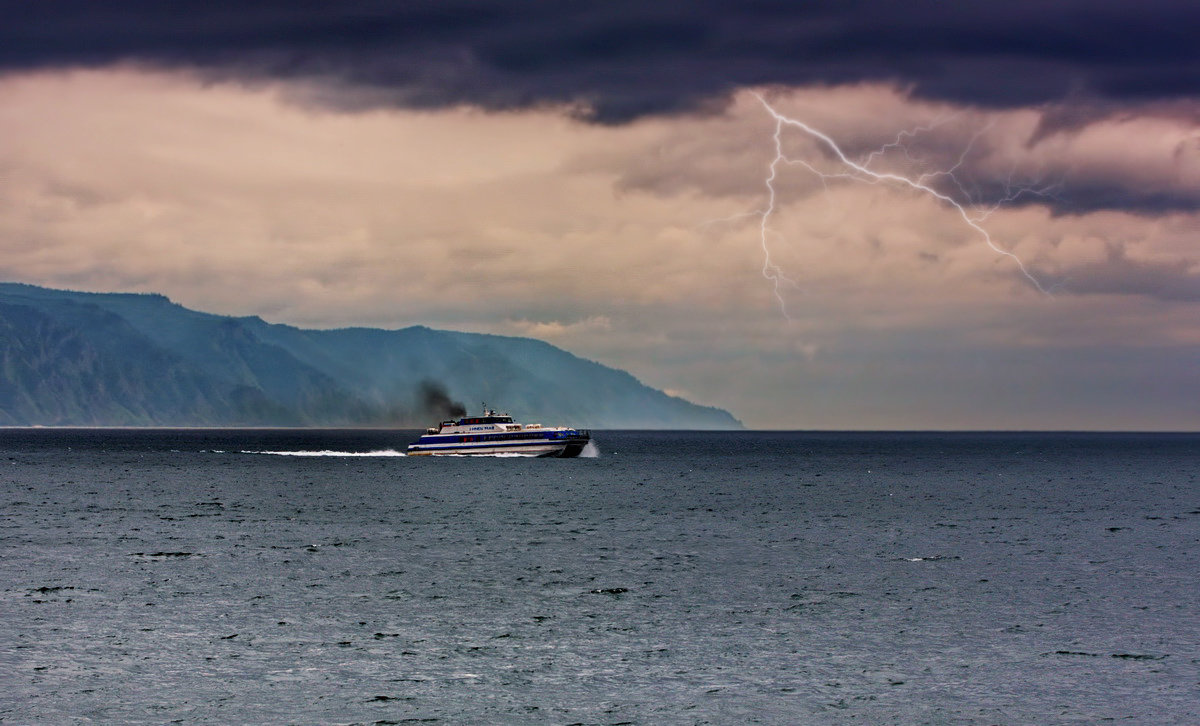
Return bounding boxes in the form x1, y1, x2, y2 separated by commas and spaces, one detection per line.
241, 449, 407, 457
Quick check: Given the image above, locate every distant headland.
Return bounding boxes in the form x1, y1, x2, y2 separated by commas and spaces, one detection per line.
0, 283, 741, 429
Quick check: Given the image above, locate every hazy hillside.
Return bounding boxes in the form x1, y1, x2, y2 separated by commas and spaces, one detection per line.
0, 283, 741, 428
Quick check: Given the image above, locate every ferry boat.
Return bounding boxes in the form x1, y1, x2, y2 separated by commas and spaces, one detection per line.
406, 406, 591, 457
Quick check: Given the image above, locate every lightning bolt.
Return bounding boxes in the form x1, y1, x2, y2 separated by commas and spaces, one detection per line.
752, 91, 1050, 318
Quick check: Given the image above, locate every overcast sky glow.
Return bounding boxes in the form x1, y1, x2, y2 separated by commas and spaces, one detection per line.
2, 2, 1198, 428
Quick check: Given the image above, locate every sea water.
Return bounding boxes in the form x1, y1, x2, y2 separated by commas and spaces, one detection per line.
2, 429, 1198, 724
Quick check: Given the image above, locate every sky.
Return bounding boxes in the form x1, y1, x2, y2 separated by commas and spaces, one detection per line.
2, 1, 1198, 429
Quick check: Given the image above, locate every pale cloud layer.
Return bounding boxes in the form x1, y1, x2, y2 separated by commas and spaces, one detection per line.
1, 69, 1197, 428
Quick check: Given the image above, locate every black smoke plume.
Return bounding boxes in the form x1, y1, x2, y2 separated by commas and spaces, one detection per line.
417, 380, 466, 420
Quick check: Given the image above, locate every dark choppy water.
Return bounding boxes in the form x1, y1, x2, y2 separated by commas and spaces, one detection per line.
2, 429, 1199, 724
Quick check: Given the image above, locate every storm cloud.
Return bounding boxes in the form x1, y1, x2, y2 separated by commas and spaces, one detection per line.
4, 1, 1199, 123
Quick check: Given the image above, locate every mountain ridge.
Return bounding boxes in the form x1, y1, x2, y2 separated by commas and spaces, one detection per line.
0, 283, 741, 429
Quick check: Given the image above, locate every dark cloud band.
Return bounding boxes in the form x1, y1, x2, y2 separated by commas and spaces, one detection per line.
4, 1, 1199, 122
